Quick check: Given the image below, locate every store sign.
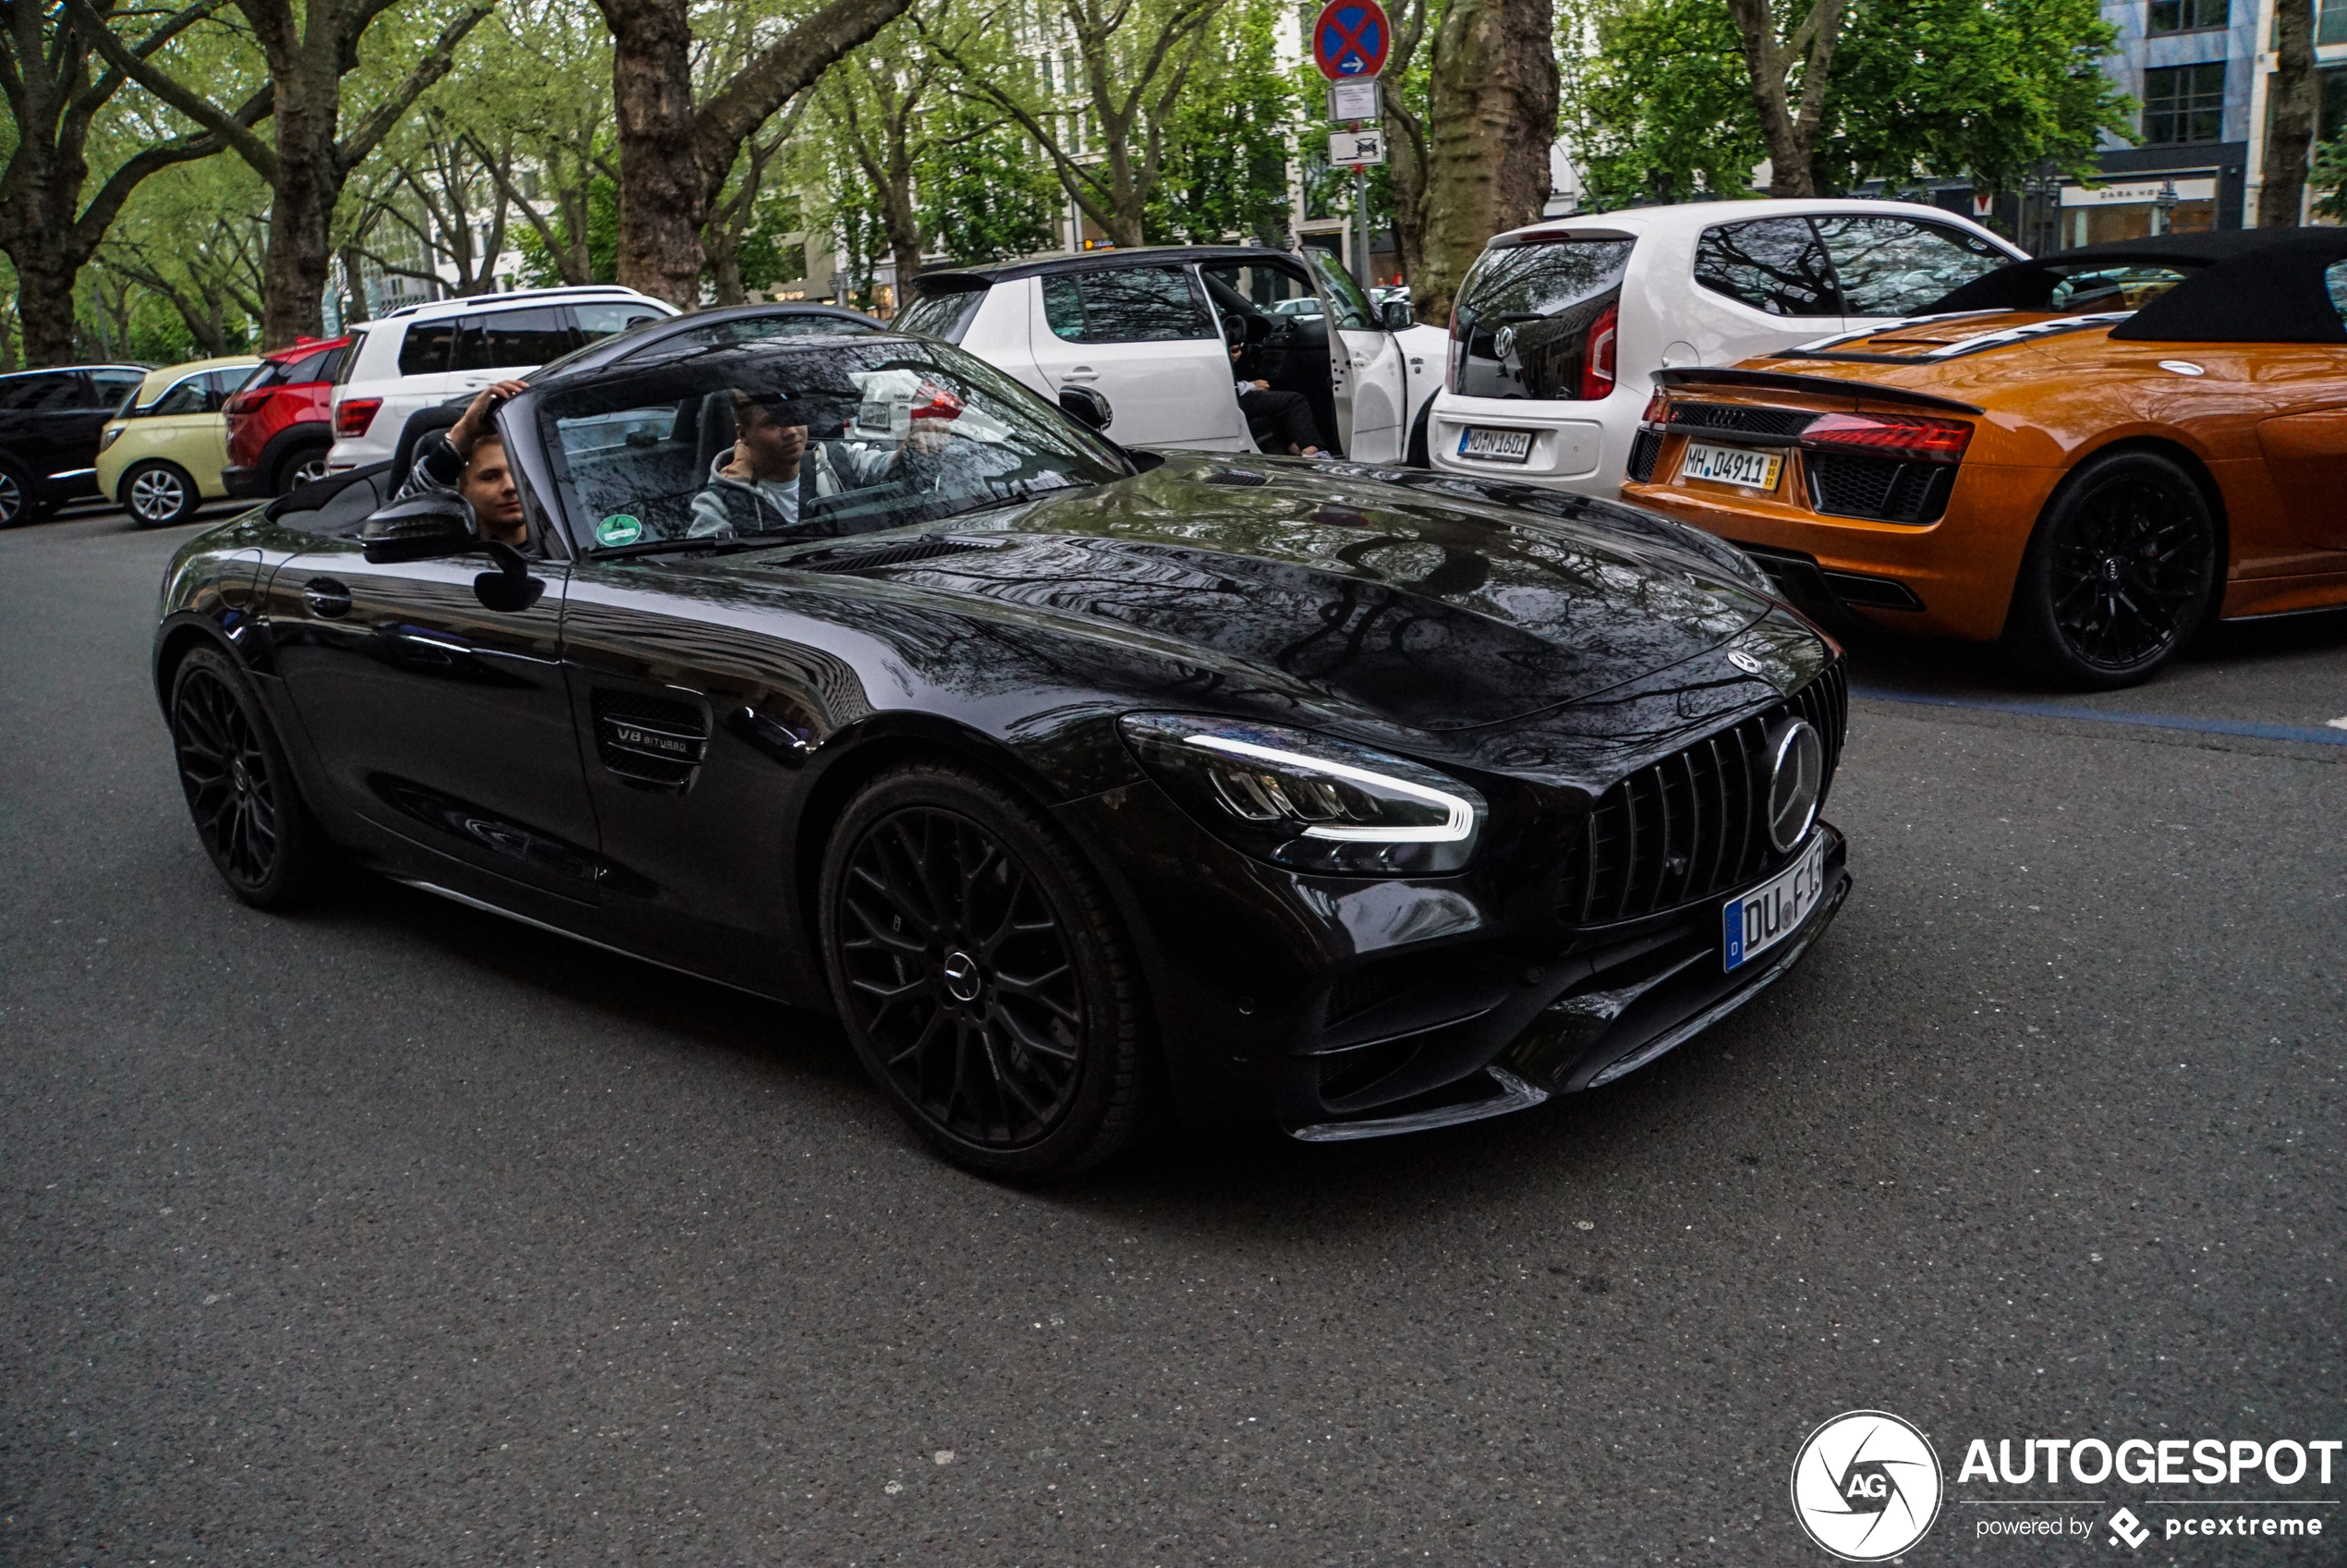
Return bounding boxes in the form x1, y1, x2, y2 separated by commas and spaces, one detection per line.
2061, 177, 2217, 208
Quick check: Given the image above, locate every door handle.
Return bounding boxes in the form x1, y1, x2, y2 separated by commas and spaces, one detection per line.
302, 577, 351, 618
1061, 368, 1099, 381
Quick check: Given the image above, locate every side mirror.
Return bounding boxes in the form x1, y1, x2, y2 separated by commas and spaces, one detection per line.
1058, 384, 1113, 432
361, 493, 474, 564
1380, 298, 1416, 332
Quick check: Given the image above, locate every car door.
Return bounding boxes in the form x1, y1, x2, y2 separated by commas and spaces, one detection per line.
261, 475, 600, 906
1810, 214, 2016, 327
1028, 264, 1249, 448
1303, 249, 1406, 462
529, 373, 848, 989
455, 306, 578, 394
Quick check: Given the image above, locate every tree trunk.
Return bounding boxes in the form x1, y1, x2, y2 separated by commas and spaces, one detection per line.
1724, 0, 1844, 197
1415, 0, 1558, 324
1379, 0, 1432, 304
2262, 0, 2317, 225
600, 0, 707, 306
14, 249, 84, 368
261, 79, 341, 346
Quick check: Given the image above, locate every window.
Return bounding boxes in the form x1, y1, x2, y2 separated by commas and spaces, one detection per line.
1303, 249, 1378, 331
454, 306, 578, 371
278, 346, 344, 385
1813, 218, 2012, 316
1453, 237, 1636, 400
1040, 266, 1213, 342
88, 371, 143, 409
397, 321, 456, 376
1694, 219, 1838, 315
2150, 0, 2227, 33
541, 342, 1125, 550
2327, 261, 2347, 326
0, 372, 81, 411
2324, 0, 2347, 45
2144, 61, 2227, 145
896, 288, 987, 342
148, 375, 212, 417
574, 303, 667, 341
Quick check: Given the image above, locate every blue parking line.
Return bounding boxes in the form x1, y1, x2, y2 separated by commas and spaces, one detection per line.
1850, 687, 2347, 748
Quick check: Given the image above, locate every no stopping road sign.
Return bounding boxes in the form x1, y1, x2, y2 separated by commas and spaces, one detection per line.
1312, 0, 1391, 79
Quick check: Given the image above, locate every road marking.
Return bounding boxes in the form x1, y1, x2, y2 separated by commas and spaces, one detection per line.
1853, 687, 2347, 748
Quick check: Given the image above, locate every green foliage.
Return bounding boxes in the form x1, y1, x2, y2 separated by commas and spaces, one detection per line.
734, 192, 808, 288
1145, 2, 1302, 244
1564, 0, 2133, 206
516, 177, 620, 286
1561, 0, 1763, 210
2313, 128, 2347, 222
918, 104, 1061, 263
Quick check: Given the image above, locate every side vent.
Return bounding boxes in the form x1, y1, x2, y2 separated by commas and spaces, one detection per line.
592, 689, 710, 793
1203, 468, 1270, 487
784, 537, 998, 574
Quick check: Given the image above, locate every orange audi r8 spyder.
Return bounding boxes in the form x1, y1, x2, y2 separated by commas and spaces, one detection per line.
1618, 228, 2347, 687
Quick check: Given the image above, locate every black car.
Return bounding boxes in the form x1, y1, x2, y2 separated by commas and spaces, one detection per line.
0, 363, 151, 526
153, 326, 1851, 1178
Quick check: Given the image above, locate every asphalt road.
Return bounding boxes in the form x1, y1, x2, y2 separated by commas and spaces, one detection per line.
3, 499, 2341, 1567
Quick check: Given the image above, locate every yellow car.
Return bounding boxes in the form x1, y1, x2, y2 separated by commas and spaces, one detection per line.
95, 356, 261, 528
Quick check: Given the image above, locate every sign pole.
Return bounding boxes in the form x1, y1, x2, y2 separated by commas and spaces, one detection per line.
1354, 163, 1370, 290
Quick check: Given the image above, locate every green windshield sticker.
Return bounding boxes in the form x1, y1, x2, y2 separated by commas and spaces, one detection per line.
596, 514, 642, 547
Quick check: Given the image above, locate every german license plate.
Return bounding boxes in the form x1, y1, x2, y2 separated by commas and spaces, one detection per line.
1722, 832, 1828, 972
1458, 427, 1534, 463
1681, 441, 1782, 491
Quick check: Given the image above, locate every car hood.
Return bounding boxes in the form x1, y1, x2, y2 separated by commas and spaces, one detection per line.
733, 456, 1776, 732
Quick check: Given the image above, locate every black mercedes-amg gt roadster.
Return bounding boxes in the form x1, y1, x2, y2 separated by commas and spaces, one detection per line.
154, 320, 1850, 1178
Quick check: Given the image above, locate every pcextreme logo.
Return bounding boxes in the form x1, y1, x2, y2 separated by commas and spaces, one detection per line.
1791, 1410, 1945, 1561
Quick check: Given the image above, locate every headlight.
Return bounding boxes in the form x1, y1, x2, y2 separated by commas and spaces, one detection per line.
1118, 713, 1486, 876
98, 425, 123, 452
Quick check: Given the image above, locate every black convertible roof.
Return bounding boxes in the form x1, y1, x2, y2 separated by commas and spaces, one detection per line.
1929, 227, 2347, 345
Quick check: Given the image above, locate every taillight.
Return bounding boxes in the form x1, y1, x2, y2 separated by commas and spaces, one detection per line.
1641, 391, 1669, 423
1799, 411, 1971, 463
1447, 310, 1465, 394
334, 397, 382, 438
1578, 301, 1618, 400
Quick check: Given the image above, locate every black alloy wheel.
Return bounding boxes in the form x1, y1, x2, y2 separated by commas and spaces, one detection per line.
170, 647, 322, 906
0, 463, 34, 529
2004, 450, 2217, 689
122, 460, 201, 528
821, 763, 1149, 1180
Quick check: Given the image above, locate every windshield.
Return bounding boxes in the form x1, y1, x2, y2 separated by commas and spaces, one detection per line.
541, 339, 1132, 553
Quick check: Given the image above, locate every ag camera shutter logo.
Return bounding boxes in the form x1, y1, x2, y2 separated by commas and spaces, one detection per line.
1791, 1410, 1944, 1561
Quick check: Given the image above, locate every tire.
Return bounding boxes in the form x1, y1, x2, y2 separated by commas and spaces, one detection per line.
169, 645, 327, 908
0, 461, 45, 529
272, 441, 333, 495
819, 760, 1150, 1180
2000, 449, 2219, 690
120, 459, 201, 529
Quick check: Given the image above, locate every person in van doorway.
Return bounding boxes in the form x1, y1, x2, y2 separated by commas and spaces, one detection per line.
397, 378, 530, 547
1230, 341, 1324, 457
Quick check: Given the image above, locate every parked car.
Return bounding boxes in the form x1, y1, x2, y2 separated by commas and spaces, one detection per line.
898, 245, 1445, 465
224, 335, 350, 498
1425, 199, 2025, 495
154, 324, 1849, 1179
326, 286, 676, 473
0, 363, 151, 527
94, 356, 261, 528
1617, 228, 2347, 687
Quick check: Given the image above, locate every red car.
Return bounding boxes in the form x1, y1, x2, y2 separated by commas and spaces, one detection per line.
222, 335, 350, 498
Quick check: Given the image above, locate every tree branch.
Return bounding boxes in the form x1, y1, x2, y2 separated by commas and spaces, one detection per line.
59, 0, 277, 177
334, 3, 494, 170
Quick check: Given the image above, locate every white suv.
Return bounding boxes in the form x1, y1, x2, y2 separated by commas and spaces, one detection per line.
1424, 199, 2025, 494
327, 286, 675, 471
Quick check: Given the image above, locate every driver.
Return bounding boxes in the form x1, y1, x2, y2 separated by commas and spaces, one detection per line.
688, 387, 934, 539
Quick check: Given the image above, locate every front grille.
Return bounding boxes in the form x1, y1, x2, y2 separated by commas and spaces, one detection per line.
1557, 664, 1847, 925
1626, 426, 1663, 482
1805, 453, 1953, 524
1670, 403, 1816, 438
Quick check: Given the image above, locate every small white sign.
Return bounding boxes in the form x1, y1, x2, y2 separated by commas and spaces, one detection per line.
2061, 176, 2216, 208
1328, 79, 1380, 122
1330, 128, 1386, 167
